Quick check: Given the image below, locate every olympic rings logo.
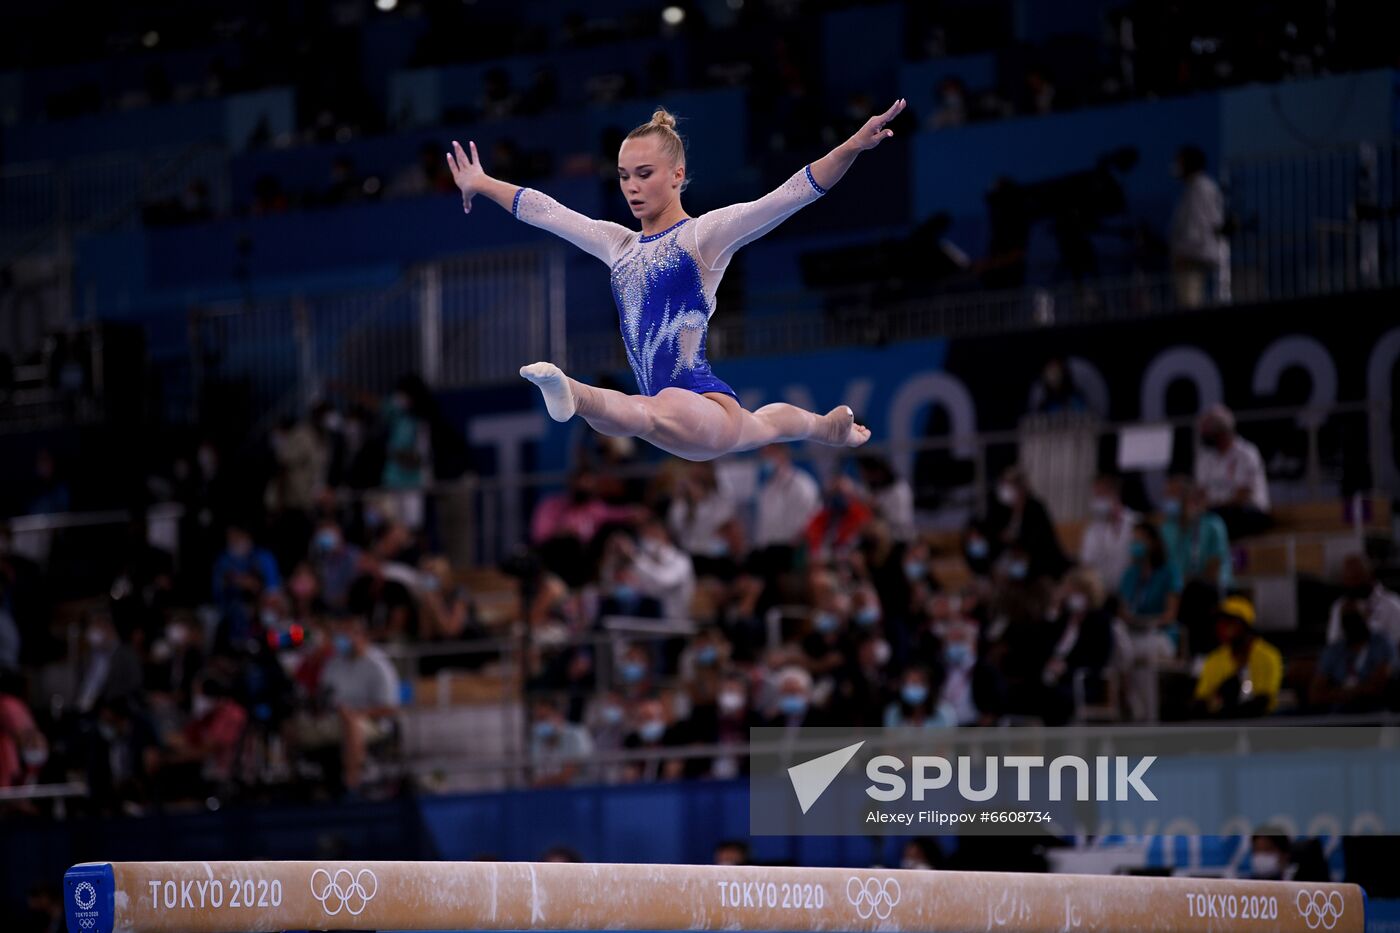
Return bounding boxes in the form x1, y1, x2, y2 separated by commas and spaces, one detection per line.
310, 868, 379, 917
847, 876, 901, 920
74, 882, 97, 911
1296, 890, 1345, 930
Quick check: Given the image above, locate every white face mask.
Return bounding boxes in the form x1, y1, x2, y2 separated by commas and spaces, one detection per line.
718, 691, 745, 714
900, 858, 929, 871
192, 695, 217, 718
997, 484, 1017, 506
1250, 852, 1282, 877
871, 639, 892, 666
86, 628, 110, 649
22, 747, 48, 768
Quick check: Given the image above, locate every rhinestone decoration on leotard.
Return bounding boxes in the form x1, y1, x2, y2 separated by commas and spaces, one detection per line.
511, 168, 826, 401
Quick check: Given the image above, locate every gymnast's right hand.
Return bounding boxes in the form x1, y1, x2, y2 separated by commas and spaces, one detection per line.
446, 139, 485, 214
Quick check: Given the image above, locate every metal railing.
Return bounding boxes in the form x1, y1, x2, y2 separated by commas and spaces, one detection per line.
444, 398, 1389, 567
0, 142, 230, 263
186, 245, 566, 430
1224, 140, 1400, 301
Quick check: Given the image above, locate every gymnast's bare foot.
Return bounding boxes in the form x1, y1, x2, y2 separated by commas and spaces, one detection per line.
818, 405, 870, 448
520, 362, 577, 422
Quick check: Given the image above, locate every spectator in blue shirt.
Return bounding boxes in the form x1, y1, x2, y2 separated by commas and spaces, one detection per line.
1163, 481, 1233, 655
211, 524, 282, 646
1119, 522, 1181, 620
1309, 609, 1394, 713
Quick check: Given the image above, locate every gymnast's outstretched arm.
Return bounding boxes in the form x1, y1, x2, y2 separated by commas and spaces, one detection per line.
446, 139, 631, 265
693, 97, 906, 270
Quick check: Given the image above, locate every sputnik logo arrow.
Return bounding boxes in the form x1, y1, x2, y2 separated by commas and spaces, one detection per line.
788, 741, 865, 814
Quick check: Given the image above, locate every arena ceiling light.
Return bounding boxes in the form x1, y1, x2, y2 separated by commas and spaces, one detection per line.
661, 6, 686, 25
375, 0, 398, 10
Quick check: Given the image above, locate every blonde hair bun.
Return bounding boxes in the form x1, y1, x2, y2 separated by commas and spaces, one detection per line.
650, 108, 678, 129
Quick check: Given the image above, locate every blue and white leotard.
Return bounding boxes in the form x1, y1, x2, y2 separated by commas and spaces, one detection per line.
511, 166, 828, 402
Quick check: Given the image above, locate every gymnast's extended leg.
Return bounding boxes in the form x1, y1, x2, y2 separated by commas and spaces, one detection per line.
520, 362, 867, 459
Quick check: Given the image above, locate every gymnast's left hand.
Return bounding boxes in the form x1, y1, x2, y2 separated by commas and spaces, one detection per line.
848, 98, 906, 151
447, 139, 486, 214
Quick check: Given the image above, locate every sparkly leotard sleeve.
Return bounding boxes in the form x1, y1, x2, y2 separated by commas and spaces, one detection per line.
511, 188, 636, 265
510, 167, 825, 401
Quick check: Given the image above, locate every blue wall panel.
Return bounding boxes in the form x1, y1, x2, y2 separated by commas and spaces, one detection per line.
1, 89, 293, 161
911, 93, 1220, 253
1220, 69, 1395, 161
899, 54, 999, 105
822, 5, 904, 106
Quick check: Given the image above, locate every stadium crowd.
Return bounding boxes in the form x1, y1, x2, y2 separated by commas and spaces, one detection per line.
1, 376, 1396, 813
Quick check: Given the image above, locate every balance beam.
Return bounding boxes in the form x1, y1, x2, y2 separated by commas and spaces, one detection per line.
63, 860, 1364, 933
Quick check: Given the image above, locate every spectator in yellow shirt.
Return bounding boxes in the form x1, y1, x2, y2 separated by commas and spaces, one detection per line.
1193, 596, 1282, 717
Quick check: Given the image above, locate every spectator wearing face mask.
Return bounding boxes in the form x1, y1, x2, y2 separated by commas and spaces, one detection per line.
529, 695, 594, 787
989, 544, 1055, 641
668, 462, 742, 581
988, 467, 1070, 581
1324, 554, 1400, 649
801, 570, 854, 681
680, 672, 757, 779
379, 376, 432, 530
858, 522, 924, 637
1193, 597, 1282, 718
310, 521, 361, 613
531, 470, 638, 587
884, 665, 954, 728
927, 76, 967, 130
76, 612, 143, 714
1039, 570, 1117, 725
751, 444, 821, 578
856, 455, 916, 543
622, 696, 684, 782
1247, 831, 1330, 882
584, 689, 630, 782
805, 476, 874, 563
1079, 475, 1137, 594
1309, 607, 1394, 713
960, 523, 996, 578
1194, 404, 1270, 539
614, 643, 657, 699
832, 633, 894, 726
1118, 523, 1181, 628
1162, 481, 1233, 656
625, 517, 695, 622
679, 627, 730, 686
212, 524, 282, 646
161, 676, 247, 796
1118, 521, 1181, 720
936, 620, 997, 725
763, 665, 825, 728
598, 557, 664, 628
296, 616, 399, 793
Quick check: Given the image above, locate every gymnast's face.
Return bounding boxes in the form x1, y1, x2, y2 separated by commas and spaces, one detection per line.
617, 136, 684, 224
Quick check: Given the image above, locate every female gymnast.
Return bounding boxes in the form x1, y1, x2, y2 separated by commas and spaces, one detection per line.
446, 97, 907, 462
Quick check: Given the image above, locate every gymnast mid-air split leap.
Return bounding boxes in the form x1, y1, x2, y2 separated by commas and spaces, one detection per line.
446, 97, 907, 461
